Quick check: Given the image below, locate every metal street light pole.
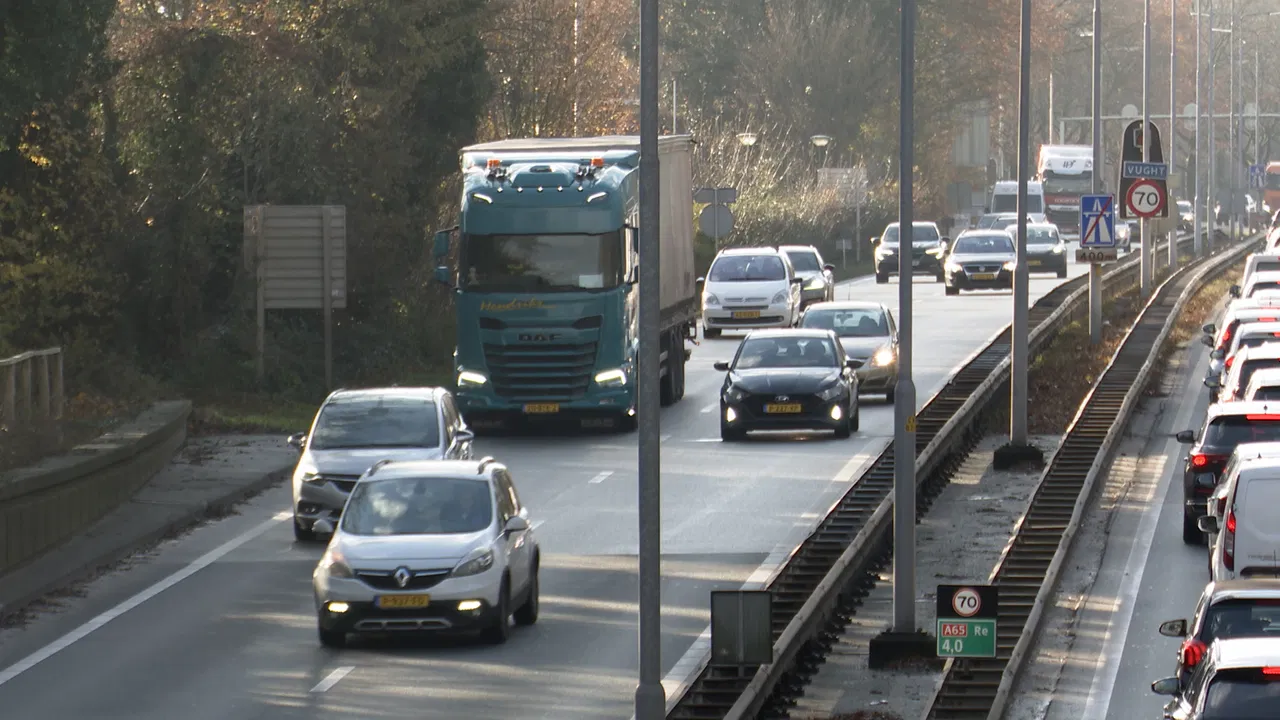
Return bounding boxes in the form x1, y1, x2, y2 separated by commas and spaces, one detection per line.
1090, 0, 1103, 344
1169, 0, 1178, 270
1194, 0, 1203, 257
1141, 0, 1152, 298
634, 0, 663, 714
1209, 3, 1217, 250
1009, 0, 1032, 447
891, 0, 918, 637
1229, 0, 1237, 240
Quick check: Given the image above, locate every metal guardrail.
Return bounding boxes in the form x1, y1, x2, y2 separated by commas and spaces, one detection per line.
665, 233, 1207, 720
1, 347, 65, 431
920, 235, 1261, 720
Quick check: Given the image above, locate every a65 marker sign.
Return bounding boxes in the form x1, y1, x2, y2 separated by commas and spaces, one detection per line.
1125, 178, 1166, 219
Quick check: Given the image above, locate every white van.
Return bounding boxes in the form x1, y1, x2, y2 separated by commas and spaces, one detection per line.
988, 180, 1045, 216
1204, 444, 1280, 546
700, 247, 803, 338
1204, 455, 1280, 581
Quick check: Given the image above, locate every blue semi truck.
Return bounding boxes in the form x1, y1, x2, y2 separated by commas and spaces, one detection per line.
431, 135, 699, 431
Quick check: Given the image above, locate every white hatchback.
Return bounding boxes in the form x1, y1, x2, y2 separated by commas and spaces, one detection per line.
700, 247, 803, 338
312, 457, 539, 647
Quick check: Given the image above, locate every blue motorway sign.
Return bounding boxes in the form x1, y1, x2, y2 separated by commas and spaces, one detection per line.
1122, 161, 1169, 180
1080, 194, 1116, 248
1250, 164, 1266, 190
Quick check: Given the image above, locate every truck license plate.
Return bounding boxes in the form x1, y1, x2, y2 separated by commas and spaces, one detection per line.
732, 311, 761, 319
523, 403, 560, 414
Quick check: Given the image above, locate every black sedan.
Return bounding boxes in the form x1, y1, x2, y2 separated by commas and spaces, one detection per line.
713, 328, 860, 441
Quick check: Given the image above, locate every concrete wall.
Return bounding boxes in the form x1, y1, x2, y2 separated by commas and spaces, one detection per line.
0, 401, 191, 575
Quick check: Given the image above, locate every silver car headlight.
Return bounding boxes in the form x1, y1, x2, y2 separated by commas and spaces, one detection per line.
771, 290, 789, 305
1052, 244, 1064, 254
805, 276, 826, 290
452, 546, 495, 577
876, 247, 896, 259
872, 346, 895, 367
318, 548, 354, 579
945, 258, 962, 271
294, 463, 322, 485
703, 292, 720, 307
1003, 260, 1016, 271
817, 384, 844, 401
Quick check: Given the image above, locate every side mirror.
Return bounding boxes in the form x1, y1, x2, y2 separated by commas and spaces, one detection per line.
1210, 348, 1225, 360
454, 428, 475, 443
434, 266, 451, 285
1203, 323, 1217, 335
287, 432, 307, 450
1204, 377, 1223, 390
1175, 430, 1196, 443
1202, 334, 1215, 347
1158, 619, 1188, 637
823, 263, 836, 273
1230, 284, 1241, 298
505, 516, 530, 533
870, 236, 880, 245
1150, 677, 1180, 696
312, 519, 335, 536
696, 276, 706, 284
714, 361, 730, 371
846, 359, 859, 369
433, 229, 452, 259
940, 236, 951, 245
1198, 515, 1220, 534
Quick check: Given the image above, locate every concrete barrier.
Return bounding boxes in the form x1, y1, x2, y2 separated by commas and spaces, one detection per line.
0, 400, 191, 575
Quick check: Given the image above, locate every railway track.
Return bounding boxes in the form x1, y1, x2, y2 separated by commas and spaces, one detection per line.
665, 237, 1206, 720
920, 236, 1259, 719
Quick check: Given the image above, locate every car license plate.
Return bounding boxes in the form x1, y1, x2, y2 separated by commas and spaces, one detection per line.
764, 403, 802, 413
523, 403, 559, 414
1029, 260, 1042, 267
912, 259, 921, 267
732, 310, 761, 319
972, 273, 996, 281
375, 594, 430, 609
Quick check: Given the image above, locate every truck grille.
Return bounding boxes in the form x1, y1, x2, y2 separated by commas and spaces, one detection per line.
482, 341, 599, 400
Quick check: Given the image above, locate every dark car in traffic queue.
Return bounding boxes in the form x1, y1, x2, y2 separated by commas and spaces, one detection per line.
798, 300, 898, 403
1024, 222, 1069, 278
872, 221, 948, 284
943, 231, 1017, 295
714, 328, 860, 441
1158, 580, 1280, 687
1175, 402, 1280, 545
779, 244, 837, 309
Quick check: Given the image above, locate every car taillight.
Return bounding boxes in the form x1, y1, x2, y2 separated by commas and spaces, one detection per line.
1181, 638, 1208, 667
1193, 454, 1210, 467
1264, 667, 1280, 675
1226, 355, 1236, 368
1224, 510, 1236, 571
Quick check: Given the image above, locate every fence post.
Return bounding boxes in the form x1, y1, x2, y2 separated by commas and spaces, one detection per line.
53, 350, 65, 419
21, 358, 33, 424
2, 363, 14, 430
37, 353, 51, 418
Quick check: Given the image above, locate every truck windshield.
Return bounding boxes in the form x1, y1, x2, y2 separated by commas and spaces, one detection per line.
1042, 175, 1093, 194
461, 231, 624, 291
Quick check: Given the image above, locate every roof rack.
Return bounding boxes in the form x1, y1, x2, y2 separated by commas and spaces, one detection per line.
476, 456, 499, 474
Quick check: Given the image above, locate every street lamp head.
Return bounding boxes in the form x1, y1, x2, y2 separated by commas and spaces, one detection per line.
737, 132, 758, 147
810, 134, 832, 148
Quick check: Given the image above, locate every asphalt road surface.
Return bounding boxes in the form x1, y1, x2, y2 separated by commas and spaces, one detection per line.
0, 256, 1089, 720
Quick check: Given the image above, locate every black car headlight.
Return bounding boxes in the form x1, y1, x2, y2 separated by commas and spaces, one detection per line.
817, 384, 845, 401
724, 386, 747, 403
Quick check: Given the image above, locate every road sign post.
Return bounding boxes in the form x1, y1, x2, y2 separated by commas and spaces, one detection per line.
1118, 120, 1167, 300
1078, 194, 1118, 267
694, 187, 737, 247
936, 585, 999, 659
1250, 164, 1266, 190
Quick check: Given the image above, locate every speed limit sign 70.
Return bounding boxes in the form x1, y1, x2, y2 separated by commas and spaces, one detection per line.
952, 588, 982, 617
1126, 178, 1166, 219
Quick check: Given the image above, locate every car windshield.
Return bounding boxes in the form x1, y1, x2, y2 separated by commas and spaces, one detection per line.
709, 254, 787, 281
881, 224, 940, 247
801, 307, 889, 337
1201, 600, 1280, 645
1028, 228, 1058, 246
309, 396, 440, 450
1204, 415, 1280, 446
1201, 669, 1280, 718
954, 235, 1015, 254
461, 231, 624, 292
1043, 175, 1093, 194
341, 476, 493, 535
734, 336, 839, 369
784, 250, 822, 272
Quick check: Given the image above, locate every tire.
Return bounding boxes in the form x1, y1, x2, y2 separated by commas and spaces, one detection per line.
318, 625, 347, 648
720, 421, 746, 442
1057, 265, 1067, 278
514, 561, 539, 626
1183, 513, 1205, 546
944, 285, 960, 296
875, 272, 889, 284
935, 271, 945, 283
850, 401, 860, 432
703, 326, 721, 339
481, 578, 512, 645
885, 387, 896, 404
834, 408, 852, 439
294, 518, 318, 543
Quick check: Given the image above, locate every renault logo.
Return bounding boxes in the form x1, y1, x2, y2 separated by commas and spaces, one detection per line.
394, 567, 412, 588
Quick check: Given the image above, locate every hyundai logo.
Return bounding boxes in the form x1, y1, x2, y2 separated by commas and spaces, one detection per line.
776, 395, 790, 402
394, 567, 412, 588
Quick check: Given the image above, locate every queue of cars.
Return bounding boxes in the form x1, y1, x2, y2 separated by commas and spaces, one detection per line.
1152, 247, 1280, 716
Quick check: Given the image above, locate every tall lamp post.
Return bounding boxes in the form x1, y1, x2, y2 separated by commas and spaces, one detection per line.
810, 134, 832, 168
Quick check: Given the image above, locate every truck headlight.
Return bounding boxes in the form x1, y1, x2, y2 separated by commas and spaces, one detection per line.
772, 290, 789, 305
703, 292, 720, 307
453, 546, 495, 577
872, 346, 895, 367
594, 368, 627, 386
457, 370, 488, 386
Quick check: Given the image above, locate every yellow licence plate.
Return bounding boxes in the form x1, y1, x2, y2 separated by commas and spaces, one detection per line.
1028, 260, 1042, 266
732, 311, 761, 319
375, 594, 431, 609
523, 403, 560, 414
765, 403, 803, 413
972, 273, 996, 281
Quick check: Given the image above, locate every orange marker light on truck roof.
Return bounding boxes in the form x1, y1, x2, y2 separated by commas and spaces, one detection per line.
590, 157, 604, 167
487, 158, 501, 168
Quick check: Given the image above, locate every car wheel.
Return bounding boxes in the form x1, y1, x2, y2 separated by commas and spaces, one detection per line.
944, 285, 960, 296
318, 625, 347, 648
481, 577, 512, 645
703, 326, 721, 339
1057, 265, 1067, 278
720, 420, 745, 442
1183, 512, 1205, 546
294, 518, 318, 543
935, 271, 945, 283
850, 400, 860, 432
875, 272, 889, 284
514, 561, 539, 626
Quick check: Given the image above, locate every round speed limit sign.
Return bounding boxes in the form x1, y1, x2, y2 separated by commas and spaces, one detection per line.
1126, 178, 1165, 219
952, 588, 982, 617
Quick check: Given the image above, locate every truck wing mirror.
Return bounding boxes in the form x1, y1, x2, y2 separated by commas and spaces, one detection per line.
434, 266, 452, 286
433, 228, 455, 259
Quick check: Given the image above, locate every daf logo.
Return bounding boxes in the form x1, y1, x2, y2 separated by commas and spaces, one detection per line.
394, 567, 412, 588
518, 333, 562, 342
776, 395, 790, 402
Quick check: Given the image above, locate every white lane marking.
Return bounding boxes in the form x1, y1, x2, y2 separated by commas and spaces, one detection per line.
588, 471, 614, 484
310, 665, 355, 693
1081, 351, 1206, 720
699, 401, 718, 414
638, 446, 885, 719
0, 511, 290, 689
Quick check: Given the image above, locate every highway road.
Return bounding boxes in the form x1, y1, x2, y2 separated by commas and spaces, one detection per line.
0, 255, 1089, 720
